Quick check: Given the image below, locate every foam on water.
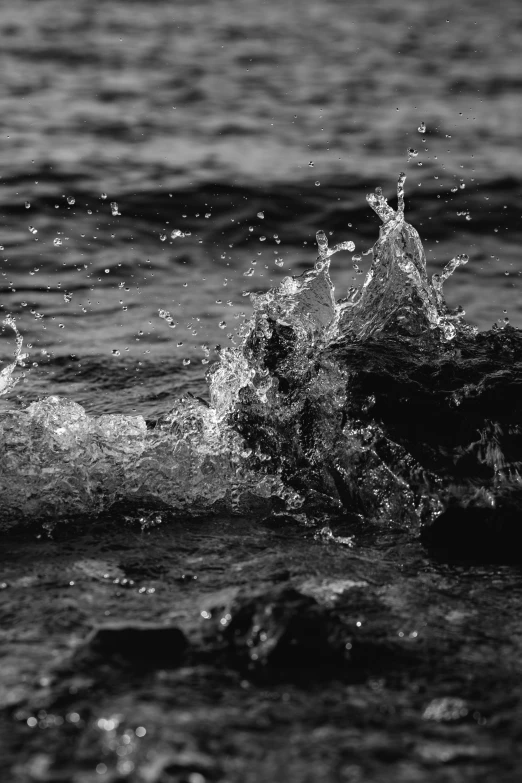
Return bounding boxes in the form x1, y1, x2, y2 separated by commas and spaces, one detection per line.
0, 175, 519, 531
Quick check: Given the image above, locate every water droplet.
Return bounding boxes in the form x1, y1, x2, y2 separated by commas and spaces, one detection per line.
111, 349, 120, 356
25, 201, 30, 209
28, 226, 37, 234
308, 161, 314, 167
275, 259, 284, 267
418, 122, 426, 133
160, 234, 167, 242
101, 193, 107, 200
407, 148, 418, 161
460, 183, 466, 189
182, 358, 191, 366
171, 229, 185, 239
315, 181, 320, 186
110, 202, 120, 216
257, 211, 264, 219
259, 236, 266, 242
218, 321, 227, 329
205, 213, 211, 218
244, 267, 255, 277
53, 238, 62, 246
67, 196, 75, 205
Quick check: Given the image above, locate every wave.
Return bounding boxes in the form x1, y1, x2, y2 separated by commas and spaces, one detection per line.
1, 174, 521, 532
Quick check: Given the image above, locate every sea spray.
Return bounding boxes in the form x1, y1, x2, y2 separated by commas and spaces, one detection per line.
0, 315, 27, 398
0, 175, 520, 531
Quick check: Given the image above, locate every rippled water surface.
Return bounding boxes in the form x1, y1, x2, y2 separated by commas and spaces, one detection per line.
0, 0, 521, 418
3, 5, 522, 782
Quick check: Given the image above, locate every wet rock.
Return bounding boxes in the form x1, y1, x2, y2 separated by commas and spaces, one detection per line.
75, 622, 188, 669
209, 586, 350, 676
421, 488, 522, 561
234, 321, 522, 545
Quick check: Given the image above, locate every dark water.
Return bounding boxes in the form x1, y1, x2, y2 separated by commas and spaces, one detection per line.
0, 0, 521, 418
2, 3, 522, 781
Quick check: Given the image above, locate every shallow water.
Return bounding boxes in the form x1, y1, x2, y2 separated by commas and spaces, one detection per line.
1, 2, 522, 781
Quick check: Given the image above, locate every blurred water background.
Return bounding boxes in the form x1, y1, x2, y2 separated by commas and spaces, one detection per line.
0, 0, 520, 417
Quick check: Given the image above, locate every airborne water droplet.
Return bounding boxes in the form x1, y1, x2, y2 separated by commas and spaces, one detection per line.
111, 349, 120, 356
257, 212, 264, 219
418, 122, 426, 133
25, 201, 30, 209
28, 226, 37, 234
67, 196, 75, 205
53, 238, 62, 246
171, 229, 185, 239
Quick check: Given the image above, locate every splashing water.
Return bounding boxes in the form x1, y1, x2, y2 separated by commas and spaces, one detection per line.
1, 175, 520, 532
338, 174, 475, 342
0, 315, 27, 397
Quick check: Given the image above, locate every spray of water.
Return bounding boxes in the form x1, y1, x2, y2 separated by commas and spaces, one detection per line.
0, 315, 27, 397
0, 175, 486, 529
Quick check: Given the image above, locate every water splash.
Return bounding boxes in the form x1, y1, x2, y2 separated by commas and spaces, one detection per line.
1, 175, 519, 531
0, 315, 27, 398
337, 174, 475, 342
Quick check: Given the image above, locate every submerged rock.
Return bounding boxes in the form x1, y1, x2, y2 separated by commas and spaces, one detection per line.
211, 586, 350, 675
75, 622, 188, 668
226, 176, 522, 537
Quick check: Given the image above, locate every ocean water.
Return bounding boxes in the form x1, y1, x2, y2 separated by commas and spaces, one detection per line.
3, 5, 522, 781
0, 0, 521, 526
0, 0, 521, 411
